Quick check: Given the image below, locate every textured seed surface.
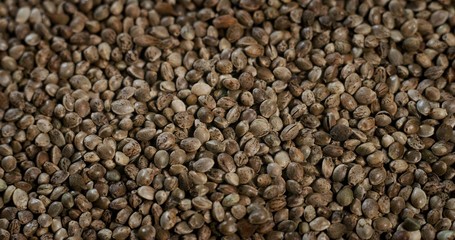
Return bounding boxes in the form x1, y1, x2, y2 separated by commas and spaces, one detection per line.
0, 0, 454, 239
111, 99, 134, 115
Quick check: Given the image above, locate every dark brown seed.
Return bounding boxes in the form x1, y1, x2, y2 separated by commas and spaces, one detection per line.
330, 124, 352, 141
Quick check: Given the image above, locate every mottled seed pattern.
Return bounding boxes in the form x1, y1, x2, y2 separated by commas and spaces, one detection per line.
0, 0, 454, 240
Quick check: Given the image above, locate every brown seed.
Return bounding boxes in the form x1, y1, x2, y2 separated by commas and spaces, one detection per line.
249, 119, 270, 137
213, 15, 238, 28
259, 99, 277, 118
13, 188, 28, 210
280, 123, 302, 141
216, 60, 233, 74
191, 82, 212, 96
192, 197, 213, 210
193, 158, 215, 173
244, 44, 264, 57
136, 168, 155, 186
323, 145, 344, 157
156, 132, 176, 150
430, 10, 449, 27
330, 124, 352, 141
336, 187, 354, 207
354, 87, 377, 105
112, 226, 131, 240
411, 187, 427, 209
1, 156, 17, 172
180, 138, 202, 152
111, 99, 134, 115
361, 198, 379, 219
310, 217, 331, 231
136, 128, 157, 141
115, 152, 130, 166
137, 186, 155, 200
273, 67, 292, 81
248, 205, 271, 225
212, 201, 225, 222
348, 165, 365, 185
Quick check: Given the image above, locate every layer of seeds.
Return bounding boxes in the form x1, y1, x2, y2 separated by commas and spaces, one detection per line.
0, 0, 455, 240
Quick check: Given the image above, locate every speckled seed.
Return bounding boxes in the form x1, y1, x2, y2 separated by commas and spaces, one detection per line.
250, 118, 270, 137
112, 226, 131, 240
35, 133, 50, 147
354, 87, 377, 105
369, 168, 386, 185
356, 219, 374, 240
273, 67, 292, 81
361, 198, 379, 219
156, 132, 176, 150
330, 124, 352, 141
348, 165, 365, 185
180, 138, 202, 152
115, 152, 130, 166
193, 158, 215, 172
111, 100, 134, 115
231, 205, 247, 219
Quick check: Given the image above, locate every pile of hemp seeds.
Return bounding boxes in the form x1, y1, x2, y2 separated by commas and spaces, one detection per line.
0, 0, 455, 239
